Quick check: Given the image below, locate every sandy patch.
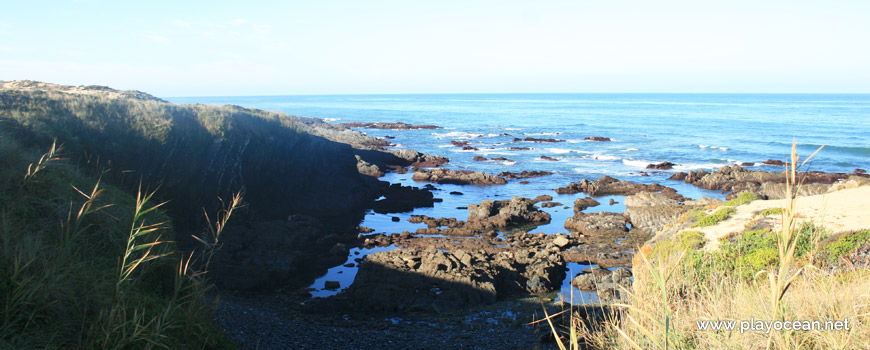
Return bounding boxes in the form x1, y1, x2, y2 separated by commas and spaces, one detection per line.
695, 186, 870, 251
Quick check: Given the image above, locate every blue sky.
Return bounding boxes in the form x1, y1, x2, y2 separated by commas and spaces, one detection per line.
2, 0, 869, 96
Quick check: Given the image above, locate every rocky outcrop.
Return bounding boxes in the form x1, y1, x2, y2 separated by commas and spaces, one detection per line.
369, 184, 439, 214
473, 156, 487, 161
573, 197, 601, 213
498, 170, 554, 179
564, 212, 629, 236
646, 161, 676, 170
412, 168, 508, 185
623, 192, 687, 235
392, 149, 449, 167
212, 216, 352, 291
355, 155, 385, 177
555, 176, 687, 201
339, 122, 441, 130
540, 155, 559, 161
669, 165, 856, 199
584, 136, 611, 142
336, 245, 566, 312
570, 266, 632, 302
407, 197, 551, 236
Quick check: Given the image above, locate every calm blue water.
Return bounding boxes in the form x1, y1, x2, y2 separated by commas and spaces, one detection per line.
168, 93, 870, 297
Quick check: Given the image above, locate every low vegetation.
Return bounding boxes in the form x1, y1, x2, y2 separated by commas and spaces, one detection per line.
0, 129, 235, 348
691, 207, 737, 227
551, 142, 870, 349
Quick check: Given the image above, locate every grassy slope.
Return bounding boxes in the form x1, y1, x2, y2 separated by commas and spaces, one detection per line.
0, 82, 377, 348
0, 85, 374, 229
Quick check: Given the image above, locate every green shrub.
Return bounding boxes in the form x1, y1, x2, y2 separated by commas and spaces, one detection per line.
722, 191, 758, 207
692, 207, 736, 227
757, 207, 783, 217
823, 230, 870, 261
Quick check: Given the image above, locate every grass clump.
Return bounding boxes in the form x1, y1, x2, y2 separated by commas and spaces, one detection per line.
691, 207, 736, 227
0, 134, 235, 349
757, 207, 783, 217
721, 191, 759, 207
820, 230, 870, 264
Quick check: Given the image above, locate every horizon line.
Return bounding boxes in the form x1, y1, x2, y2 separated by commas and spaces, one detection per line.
163, 91, 870, 99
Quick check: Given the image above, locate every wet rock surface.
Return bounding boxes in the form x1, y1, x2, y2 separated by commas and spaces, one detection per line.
573, 197, 601, 213
570, 266, 633, 302
670, 165, 860, 199
498, 170, 554, 179
583, 136, 611, 142
564, 212, 629, 236
328, 245, 566, 313
412, 168, 508, 185
646, 161, 676, 170
555, 176, 687, 201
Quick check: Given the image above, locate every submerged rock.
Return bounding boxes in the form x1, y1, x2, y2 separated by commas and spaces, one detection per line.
412, 168, 508, 185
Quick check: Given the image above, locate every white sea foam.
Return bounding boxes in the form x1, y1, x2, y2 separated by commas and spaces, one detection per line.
710, 146, 719, 149
323, 117, 340, 122
486, 133, 501, 137
621, 148, 639, 152
566, 139, 582, 143
699, 145, 709, 148
548, 148, 572, 154
622, 159, 651, 168
502, 161, 516, 166
594, 154, 621, 161
437, 145, 453, 148
524, 132, 561, 136
504, 128, 522, 131
719, 147, 728, 151
432, 131, 483, 139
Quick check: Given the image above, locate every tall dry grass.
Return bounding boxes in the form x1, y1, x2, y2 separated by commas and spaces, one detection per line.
559, 142, 870, 349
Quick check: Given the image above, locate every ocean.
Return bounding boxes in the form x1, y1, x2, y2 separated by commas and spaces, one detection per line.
167, 93, 870, 299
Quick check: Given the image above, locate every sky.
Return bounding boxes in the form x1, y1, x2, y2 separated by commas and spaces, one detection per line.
2, 0, 869, 96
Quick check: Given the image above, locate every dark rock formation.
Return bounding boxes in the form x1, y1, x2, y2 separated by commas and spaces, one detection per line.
369, 183, 437, 214
510, 146, 532, 150
412, 168, 508, 185
564, 212, 629, 236
672, 165, 854, 199
762, 159, 787, 166
571, 266, 632, 302
555, 176, 687, 201
212, 216, 352, 291
540, 155, 559, 161
584, 137, 611, 142
490, 157, 511, 161
450, 140, 470, 147
573, 197, 601, 213
339, 122, 441, 130
473, 156, 488, 161
335, 245, 566, 312
646, 161, 676, 170
462, 145, 479, 151
497, 170, 554, 179
391, 149, 449, 168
